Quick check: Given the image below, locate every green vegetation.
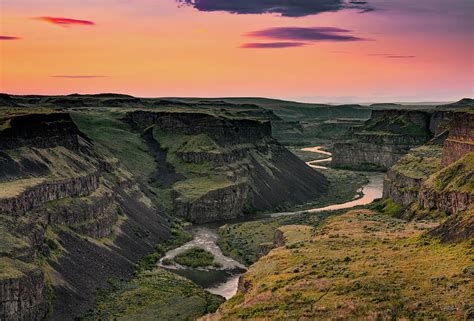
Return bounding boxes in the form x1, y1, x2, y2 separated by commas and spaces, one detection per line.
218, 168, 368, 265
427, 152, 474, 193
134, 222, 192, 274
84, 268, 224, 321
218, 219, 281, 266
215, 209, 473, 320
370, 198, 405, 217
152, 127, 238, 202
70, 109, 156, 181
391, 145, 443, 179
0, 257, 38, 280
173, 247, 221, 268
85, 221, 224, 320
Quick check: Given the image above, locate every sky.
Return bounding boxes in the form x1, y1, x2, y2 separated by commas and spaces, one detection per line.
0, 0, 473, 103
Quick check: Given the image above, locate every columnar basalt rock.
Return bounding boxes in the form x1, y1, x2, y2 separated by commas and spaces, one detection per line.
418, 188, 472, 215
0, 172, 100, 216
383, 171, 422, 206
332, 110, 454, 171
174, 182, 250, 223
127, 110, 328, 223
124, 110, 272, 145
441, 112, 474, 167
0, 264, 48, 321
0, 113, 83, 150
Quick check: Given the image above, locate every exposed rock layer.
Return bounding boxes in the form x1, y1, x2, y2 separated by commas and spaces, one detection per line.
332, 110, 452, 170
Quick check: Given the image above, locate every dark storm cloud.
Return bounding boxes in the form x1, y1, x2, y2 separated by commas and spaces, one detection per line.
240, 42, 307, 48
176, 0, 373, 17
245, 27, 366, 42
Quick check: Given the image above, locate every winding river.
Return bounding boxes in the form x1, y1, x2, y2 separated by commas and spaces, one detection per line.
159, 146, 384, 299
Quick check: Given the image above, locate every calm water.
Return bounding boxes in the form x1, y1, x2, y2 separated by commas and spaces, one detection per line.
160, 146, 384, 299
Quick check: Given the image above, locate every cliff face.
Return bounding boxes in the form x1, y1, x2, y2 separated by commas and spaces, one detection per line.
126, 110, 328, 223
0, 172, 100, 216
0, 112, 171, 320
0, 261, 48, 321
441, 112, 474, 167
332, 110, 450, 171
380, 110, 473, 241
125, 110, 272, 145
382, 145, 443, 206
0, 113, 83, 150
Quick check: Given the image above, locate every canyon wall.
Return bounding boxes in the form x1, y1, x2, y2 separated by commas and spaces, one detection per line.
380, 110, 473, 241
126, 110, 328, 223
332, 110, 450, 171
440, 112, 474, 167
0, 112, 171, 320
125, 110, 272, 145
0, 261, 48, 321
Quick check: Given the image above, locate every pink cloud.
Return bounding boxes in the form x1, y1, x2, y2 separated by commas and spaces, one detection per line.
37, 17, 95, 26
0, 36, 21, 40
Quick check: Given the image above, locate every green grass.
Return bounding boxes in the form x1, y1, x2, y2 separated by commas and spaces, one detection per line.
173, 247, 221, 268
370, 198, 405, 217
0, 257, 38, 280
70, 109, 156, 181
83, 268, 225, 321
218, 219, 281, 266
215, 210, 473, 320
427, 152, 474, 193
391, 145, 443, 179
152, 127, 238, 202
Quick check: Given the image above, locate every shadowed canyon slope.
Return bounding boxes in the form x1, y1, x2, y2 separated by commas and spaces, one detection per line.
0, 96, 328, 320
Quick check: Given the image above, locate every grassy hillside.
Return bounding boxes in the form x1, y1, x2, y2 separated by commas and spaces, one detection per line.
214, 209, 473, 320
426, 152, 474, 193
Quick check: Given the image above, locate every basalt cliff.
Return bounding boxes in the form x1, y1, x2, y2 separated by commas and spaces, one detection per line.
381, 110, 473, 241
331, 109, 454, 171
0, 104, 327, 320
124, 110, 327, 223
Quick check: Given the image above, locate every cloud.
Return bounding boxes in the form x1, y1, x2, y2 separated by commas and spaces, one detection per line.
240, 42, 306, 49
0, 35, 21, 40
176, 0, 373, 17
245, 27, 366, 42
51, 75, 107, 79
368, 53, 415, 58
37, 17, 95, 26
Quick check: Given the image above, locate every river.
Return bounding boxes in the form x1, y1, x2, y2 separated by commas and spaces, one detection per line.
159, 146, 384, 299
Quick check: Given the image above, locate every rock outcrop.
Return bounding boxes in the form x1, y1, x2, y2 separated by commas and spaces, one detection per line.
0, 111, 172, 320
0, 260, 48, 321
0, 172, 100, 216
441, 112, 474, 167
174, 182, 250, 223
125, 110, 272, 145
0, 112, 84, 150
332, 110, 450, 171
382, 145, 443, 206
126, 110, 328, 223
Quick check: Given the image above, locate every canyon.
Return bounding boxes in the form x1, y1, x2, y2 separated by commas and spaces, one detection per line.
0, 94, 472, 320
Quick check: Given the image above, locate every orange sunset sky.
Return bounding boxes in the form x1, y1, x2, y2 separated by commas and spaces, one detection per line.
1, 0, 473, 103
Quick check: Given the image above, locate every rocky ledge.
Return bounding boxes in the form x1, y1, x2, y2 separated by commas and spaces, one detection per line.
0, 259, 48, 321
382, 145, 443, 206
0, 112, 84, 150
332, 110, 451, 170
0, 171, 100, 216
126, 110, 327, 223
441, 112, 474, 167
